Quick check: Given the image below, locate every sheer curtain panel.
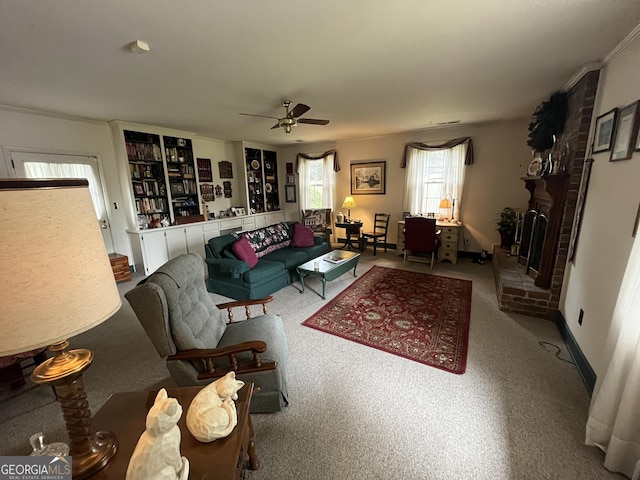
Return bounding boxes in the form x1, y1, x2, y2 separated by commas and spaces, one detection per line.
585, 232, 640, 479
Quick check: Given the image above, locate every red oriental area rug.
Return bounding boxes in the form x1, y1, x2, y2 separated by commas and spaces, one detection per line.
302, 266, 472, 374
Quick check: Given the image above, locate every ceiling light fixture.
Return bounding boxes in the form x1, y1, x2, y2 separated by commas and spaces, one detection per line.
129, 40, 150, 53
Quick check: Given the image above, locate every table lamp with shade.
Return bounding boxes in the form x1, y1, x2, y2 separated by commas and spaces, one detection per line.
342, 196, 356, 222
0, 179, 122, 479
439, 194, 455, 221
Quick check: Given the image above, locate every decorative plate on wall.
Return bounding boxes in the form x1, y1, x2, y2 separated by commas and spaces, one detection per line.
527, 157, 542, 176
251, 160, 260, 170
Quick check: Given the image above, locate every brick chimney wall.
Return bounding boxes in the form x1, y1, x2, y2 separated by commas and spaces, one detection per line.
493, 69, 600, 319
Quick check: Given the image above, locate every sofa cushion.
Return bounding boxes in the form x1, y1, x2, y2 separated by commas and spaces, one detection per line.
291, 222, 315, 247
242, 260, 286, 284
232, 237, 258, 268
242, 222, 291, 258
262, 248, 310, 269
208, 234, 237, 259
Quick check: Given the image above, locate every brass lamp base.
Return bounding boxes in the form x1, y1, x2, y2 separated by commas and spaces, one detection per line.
31, 340, 117, 479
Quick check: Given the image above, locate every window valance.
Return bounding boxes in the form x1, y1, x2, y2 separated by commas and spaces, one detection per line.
401, 137, 474, 167
296, 149, 340, 173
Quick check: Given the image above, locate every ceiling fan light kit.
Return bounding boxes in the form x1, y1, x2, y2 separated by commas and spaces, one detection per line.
240, 100, 329, 134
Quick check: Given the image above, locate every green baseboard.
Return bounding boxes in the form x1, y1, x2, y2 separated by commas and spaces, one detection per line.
555, 311, 596, 395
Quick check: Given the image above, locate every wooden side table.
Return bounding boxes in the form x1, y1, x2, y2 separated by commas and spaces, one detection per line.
90, 384, 258, 480
108, 253, 132, 283
335, 221, 363, 250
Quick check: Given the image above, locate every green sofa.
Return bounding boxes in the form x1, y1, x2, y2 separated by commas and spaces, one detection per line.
205, 221, 330, 300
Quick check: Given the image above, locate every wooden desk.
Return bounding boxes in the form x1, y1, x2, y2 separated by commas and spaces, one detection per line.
90, 384, 257, 480
398, 220, 461, 264
335, 221, 363, 250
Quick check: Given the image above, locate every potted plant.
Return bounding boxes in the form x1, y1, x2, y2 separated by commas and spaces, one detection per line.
497, 207, 519, 248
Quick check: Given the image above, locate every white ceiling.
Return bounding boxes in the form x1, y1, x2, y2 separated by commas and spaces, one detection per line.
1, 1, 639, 146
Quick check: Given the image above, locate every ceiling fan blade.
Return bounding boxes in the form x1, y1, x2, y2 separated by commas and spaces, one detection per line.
289, 103, 310, 118
271, 122, 281, 129
239, 113, 280, 120
297, 118, 330, 125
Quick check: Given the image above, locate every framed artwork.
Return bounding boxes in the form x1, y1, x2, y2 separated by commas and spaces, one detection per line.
351, 160, 386, 195
610, 100, 640, 161
285, 174, 295, 184
568, 158, 594, 263
218, 161, 233, 178
635, 122, 640, 151
286, 162, 294, 174
592, 108, 617, 153
197, 158, 212, 182
170, 182, 185, 196
285, 184, 296, 203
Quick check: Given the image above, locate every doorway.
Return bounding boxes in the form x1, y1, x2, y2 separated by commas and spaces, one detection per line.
10, 151, 115, 252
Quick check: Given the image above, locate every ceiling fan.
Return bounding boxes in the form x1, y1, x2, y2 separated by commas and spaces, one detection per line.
240, 100, 329, 133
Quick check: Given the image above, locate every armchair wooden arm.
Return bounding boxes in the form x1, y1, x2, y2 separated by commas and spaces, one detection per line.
216, 296, 274, 323
168, 341, 277, 381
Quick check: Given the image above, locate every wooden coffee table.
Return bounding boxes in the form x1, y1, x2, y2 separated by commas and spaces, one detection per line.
296, 250, 360, 299
89, 384, 257, 480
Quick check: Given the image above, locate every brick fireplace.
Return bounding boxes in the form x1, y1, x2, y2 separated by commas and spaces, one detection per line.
493, 70, 600, 319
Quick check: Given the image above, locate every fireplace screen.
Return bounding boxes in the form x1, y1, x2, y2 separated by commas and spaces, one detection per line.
527, 213, 548, 275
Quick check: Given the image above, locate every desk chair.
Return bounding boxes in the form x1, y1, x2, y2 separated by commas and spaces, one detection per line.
362, 213, 390, 255
403, 217, 441, 269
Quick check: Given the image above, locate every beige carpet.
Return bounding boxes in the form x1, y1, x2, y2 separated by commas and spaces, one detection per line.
0, 248, 622, 479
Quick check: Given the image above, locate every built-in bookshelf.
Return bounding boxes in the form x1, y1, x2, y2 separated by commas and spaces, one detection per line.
163, 136, 200, 221
124, 130, 169, 229
244, 147, 280, 214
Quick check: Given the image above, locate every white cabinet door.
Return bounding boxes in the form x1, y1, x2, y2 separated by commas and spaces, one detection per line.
254, 215, 267, 229
185, 224, 206, 259
165, 228, 188, 259
140, 230, 169, 275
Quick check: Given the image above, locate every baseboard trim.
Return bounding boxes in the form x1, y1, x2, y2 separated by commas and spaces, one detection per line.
555, 311, 596, 395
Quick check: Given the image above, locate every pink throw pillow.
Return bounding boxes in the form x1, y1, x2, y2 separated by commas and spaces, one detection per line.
232, 236, 258, 268
292, 222, 315, 248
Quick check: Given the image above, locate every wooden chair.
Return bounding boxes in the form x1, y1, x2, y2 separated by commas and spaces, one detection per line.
403, 217, 441, 269
362, 213, 390, 255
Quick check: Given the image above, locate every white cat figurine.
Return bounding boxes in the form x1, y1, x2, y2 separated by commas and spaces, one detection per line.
125, 388, 189, 480
186, 371, 245, 443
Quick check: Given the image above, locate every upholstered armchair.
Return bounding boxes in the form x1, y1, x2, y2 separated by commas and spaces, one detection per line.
125, 253, 289, 413
301, 208, 333, 246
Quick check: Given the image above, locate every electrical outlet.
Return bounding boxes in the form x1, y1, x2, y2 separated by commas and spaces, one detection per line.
578, 308, 584, 326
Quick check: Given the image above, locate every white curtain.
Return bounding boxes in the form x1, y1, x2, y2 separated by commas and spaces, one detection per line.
402, 143, 466, 219
23, 161, 104, 218
585, 233, 640, 478
298, 153, 335, 210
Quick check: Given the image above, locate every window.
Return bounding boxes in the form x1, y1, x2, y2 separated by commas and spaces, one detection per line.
402, 143, 467, 220
298, 152, 335, 210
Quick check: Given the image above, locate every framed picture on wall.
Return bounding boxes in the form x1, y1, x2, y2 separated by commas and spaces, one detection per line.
592, 108, 617, 153
350, 160, 386, 195
285, 184, 296, 203
610, 100, 640, 161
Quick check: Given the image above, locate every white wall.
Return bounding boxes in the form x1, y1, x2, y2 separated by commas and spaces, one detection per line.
192, 137, 240, 217
560, 34, 640, 375
0, 108, 131, 258
325, 120, 531, 251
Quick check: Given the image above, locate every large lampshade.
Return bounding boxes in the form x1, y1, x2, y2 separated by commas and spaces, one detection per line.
0, 179, 121, 355
0, 179, 122, 479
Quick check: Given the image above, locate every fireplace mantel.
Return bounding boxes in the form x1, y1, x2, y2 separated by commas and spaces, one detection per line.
522, 174, 569, 288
